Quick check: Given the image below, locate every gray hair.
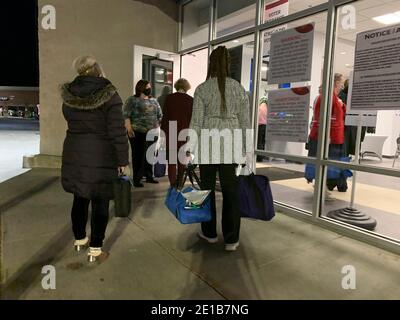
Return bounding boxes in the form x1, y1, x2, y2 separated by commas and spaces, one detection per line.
73, 55, 105, 77
174, 78, 191, 92
334, 73, 343, 83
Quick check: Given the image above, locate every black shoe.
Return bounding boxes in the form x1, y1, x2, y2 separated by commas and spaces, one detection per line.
145, 178, 159, 184
327, 185, 335, 191
134, 182, 144, 188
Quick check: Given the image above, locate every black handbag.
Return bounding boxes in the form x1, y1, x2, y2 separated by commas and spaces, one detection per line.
237, 165, 275, 221
113, 175, 133, 217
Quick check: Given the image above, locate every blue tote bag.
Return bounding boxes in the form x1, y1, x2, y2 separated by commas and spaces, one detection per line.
165, 164, 212, 224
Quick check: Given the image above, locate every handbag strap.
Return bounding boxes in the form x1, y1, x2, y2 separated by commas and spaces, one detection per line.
176, 164, 202, 191
119, 174, 134, 187
236, 163, 254, 176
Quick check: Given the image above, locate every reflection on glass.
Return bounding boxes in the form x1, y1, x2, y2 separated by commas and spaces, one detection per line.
215, 34, 255, 92
322, 169, 400, 242
263, 0, 328, 23
256, 13, 327, 160
256, 161, 313, 215
216, 0, 256, 38
332, 0, 400, 171
181, 48, 209, 96
182, 0, 211, 50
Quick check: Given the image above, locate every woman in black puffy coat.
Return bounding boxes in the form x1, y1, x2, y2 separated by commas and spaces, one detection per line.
61, 55, 129, 263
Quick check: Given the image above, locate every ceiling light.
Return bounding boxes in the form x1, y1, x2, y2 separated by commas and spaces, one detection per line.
373, 11, 400, 25
340, 51, 346, 55
232, 40, 239, 43
261, 66, 268, 71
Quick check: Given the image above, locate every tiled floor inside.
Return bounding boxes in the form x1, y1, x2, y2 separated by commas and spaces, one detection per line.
256, 158, 400, 241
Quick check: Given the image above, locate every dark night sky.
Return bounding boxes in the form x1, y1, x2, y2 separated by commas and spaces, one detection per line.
0, 1, 39, 87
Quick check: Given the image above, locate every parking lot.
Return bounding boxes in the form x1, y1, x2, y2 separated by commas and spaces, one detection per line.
0, 117, 40, 183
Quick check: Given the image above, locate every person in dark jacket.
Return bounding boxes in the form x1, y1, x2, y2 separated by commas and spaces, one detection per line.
157, 85, 172, 115
160, 78, 193, 186
61, 55, 129, 263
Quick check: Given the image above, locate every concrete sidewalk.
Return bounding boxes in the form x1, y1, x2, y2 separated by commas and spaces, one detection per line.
1, 169, 400, 299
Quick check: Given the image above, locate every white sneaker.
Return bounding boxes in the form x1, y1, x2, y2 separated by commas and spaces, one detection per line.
225, 242, 240, 251
197, 232, 218, 244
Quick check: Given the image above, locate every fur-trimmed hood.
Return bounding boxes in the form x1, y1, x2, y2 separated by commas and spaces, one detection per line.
61, 76, 117, 110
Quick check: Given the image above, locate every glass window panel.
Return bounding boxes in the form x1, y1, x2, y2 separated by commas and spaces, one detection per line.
182, 0, 212, 50
181, 48, 209, 96
216, 0, 256, 38
321, 169, 400, 242
214, 34, 255, 92
328, 0, 400, 172
318, 0, 400, 242
255, 12, 327, 215
256, 160, 314, 214
256, 12, 327, 160
263, 0, 328, 23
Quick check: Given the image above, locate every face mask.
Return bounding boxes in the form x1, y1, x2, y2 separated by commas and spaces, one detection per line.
143, 88, 152, 96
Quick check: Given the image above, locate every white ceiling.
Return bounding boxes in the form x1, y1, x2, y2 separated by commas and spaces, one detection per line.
338, 0, 400, 41
216, 0, 400, 40
215, 0, 400, 77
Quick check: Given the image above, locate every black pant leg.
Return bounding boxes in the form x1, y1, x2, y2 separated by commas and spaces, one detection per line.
71, 195, 90, 240
90, 198, 110, 248
199, 165, 218, 238
144, 138, 154, 179
131, 132, 146, 183
328, 143, 347, 191
218, 164, 241, 244
257, 125, 266, 150
257, 125, 267, 161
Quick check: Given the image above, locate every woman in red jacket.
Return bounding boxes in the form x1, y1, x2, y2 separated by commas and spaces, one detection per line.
308, 73, 347, 192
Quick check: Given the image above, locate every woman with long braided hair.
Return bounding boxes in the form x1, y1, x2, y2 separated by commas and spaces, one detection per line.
189, 46, 250, 251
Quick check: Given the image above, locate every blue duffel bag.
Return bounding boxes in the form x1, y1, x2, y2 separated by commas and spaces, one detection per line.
305, 157, 353, 181
165, 186, 212, 224
165, 164, 212, 224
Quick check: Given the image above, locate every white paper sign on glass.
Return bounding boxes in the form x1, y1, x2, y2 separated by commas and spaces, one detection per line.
351, 24, 400, 110
266, 87, 311, 143
263, 0, 289, 57
345, 71, 377, 127
267, 23, 315, 85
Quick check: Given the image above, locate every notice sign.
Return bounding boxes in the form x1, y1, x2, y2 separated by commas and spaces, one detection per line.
351, 24, 400, 110
266, 87, 310, 142
345, 71, 377, 127
268, 24, 314, 85
263, 0, 289, 56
